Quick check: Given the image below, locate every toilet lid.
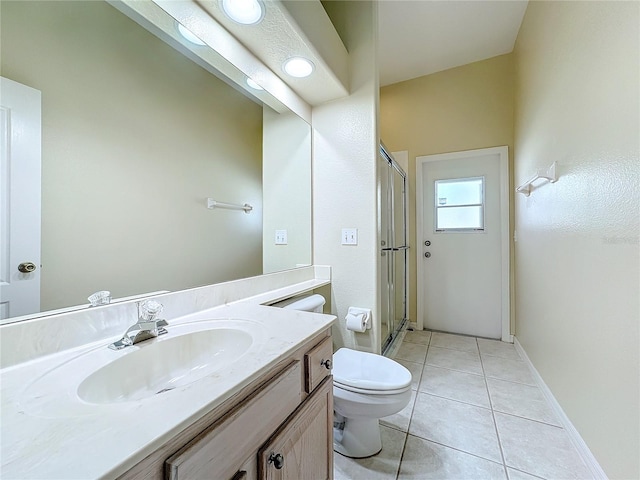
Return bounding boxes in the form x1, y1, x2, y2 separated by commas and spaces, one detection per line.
332, 348, 412, 392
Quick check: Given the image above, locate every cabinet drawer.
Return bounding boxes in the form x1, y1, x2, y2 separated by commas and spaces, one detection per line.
165, 361, 302, 480
304, 337, 333, 393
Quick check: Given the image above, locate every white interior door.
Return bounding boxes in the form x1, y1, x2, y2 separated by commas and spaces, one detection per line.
0, 77, 42, 320
416, 147, 509, 340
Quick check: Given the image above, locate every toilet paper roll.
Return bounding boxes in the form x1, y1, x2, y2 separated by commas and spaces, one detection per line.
345, 313, 367, 332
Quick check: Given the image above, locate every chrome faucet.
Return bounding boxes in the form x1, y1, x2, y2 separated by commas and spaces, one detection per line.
108, 300, 168, 350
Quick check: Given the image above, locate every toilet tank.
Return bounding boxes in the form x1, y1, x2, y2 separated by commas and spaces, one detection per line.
273, 294, 326, 313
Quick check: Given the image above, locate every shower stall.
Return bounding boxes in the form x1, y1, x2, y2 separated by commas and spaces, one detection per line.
379, 145, 408, 355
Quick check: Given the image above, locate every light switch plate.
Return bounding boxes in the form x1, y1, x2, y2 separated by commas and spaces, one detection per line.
275, 229, 288, 245
341, 228, 357, 245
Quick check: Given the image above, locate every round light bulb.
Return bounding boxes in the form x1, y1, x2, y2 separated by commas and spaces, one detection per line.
221, 0, 265, 25
283, 57, 314, 78
177, 23, 206, 46
246, 78, 264, 90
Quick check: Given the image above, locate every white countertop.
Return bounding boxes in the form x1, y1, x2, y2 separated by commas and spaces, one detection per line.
1, 296, 335, 479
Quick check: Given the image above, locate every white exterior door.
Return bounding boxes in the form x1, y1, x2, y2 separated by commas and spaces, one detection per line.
0, 77, 42, 320
416, 147, 510, 340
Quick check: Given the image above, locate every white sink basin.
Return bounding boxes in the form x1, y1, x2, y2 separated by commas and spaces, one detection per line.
19, 319, 266, 417
78, 328, 252, 404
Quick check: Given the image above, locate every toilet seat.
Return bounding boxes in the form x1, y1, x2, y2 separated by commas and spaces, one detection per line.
334, 382, 410, 396
333, 348, 412, 394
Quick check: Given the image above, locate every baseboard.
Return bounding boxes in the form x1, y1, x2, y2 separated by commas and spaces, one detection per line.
513, 337, 608, 480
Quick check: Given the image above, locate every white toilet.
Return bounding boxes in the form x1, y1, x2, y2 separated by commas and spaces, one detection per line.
277, 294, 412, 458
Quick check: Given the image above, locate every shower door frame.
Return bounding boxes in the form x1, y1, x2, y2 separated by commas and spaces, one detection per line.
380, 145, 409, 355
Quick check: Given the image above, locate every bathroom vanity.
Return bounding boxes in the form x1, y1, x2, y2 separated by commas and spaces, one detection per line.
123, 335, 334, 480
0, 267, 335, 479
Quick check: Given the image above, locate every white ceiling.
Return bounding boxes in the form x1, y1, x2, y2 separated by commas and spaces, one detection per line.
378, 0, 529, 87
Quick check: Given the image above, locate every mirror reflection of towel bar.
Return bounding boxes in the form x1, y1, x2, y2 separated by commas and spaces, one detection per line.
516, 162, 557, 196
206, 198, 253, 213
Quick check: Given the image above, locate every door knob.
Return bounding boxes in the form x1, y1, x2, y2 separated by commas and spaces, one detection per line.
424, 252, 431, 258
18, 262, 37, 273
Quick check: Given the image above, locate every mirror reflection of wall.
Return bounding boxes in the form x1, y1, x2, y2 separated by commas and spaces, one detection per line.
0, 0, 311, 318
262, 108, 312, 274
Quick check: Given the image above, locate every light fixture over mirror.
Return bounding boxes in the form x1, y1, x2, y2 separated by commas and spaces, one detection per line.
246, 78, 263, 90
176, 22, 206, 46
283, 57, 315, 78
221, 0, 265, 25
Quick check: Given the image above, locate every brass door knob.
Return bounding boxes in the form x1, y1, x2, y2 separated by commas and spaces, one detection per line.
18, 262, 37, 273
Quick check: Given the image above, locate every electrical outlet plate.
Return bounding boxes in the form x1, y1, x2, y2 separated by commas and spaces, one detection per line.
341, 228, 357, 245
275, 229, 287, 245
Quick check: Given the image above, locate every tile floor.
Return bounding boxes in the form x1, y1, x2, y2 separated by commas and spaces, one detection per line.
334, 331, 593, 480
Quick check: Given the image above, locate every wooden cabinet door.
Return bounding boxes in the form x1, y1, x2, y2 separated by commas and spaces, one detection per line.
258, 376, 333, 480
165, 362, 302, 480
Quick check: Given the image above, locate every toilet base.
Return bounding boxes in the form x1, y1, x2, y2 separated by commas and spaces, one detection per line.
333, 417, 382, 458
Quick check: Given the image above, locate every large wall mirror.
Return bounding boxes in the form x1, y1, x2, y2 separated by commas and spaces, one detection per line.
0, 0, 312, 324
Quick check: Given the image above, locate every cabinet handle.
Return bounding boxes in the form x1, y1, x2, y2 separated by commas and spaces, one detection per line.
268, 452, 284, 470
320, 359, 332, 370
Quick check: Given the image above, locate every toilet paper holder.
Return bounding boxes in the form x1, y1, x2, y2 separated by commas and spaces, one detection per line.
345, 307, 372, 332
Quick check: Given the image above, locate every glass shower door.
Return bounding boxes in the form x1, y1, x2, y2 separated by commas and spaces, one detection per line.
380, 145, 408, 354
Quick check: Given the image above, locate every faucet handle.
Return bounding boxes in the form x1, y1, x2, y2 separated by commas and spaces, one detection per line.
139, 300, 163, 321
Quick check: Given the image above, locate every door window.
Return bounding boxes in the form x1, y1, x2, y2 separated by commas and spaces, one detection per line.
434, 177, 485, 232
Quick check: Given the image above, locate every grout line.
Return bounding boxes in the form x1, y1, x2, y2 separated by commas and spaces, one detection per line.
421, 362, 484, 377
480, 351, 524, 362
491, 410, 564, 429
478, 336, 511, 480
484, 373, 540, 387
427, 344, 480, 355
393, 331, 427, 480
404, 432, 507, 467
506, 466, 546, 480
393, 429, 410, 480
414, 390, 493, 411
380, 422, 409, 435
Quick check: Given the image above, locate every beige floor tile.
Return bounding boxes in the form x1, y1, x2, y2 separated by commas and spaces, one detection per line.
426, 346, 483, 375
409, 392, 502, 463
396, 359, 424, 391
420, 365, 490, 408
396, 342, 428, 364
482, 355, 535, 385
487, 378, 560, 426
398, 434, 507, 480
478, 338, 521, 361
381, 389, 416, 432
430, 332, 479, 352
403, 330, 431, 346
495, 413, 593, 479
334, 425, 406, 480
